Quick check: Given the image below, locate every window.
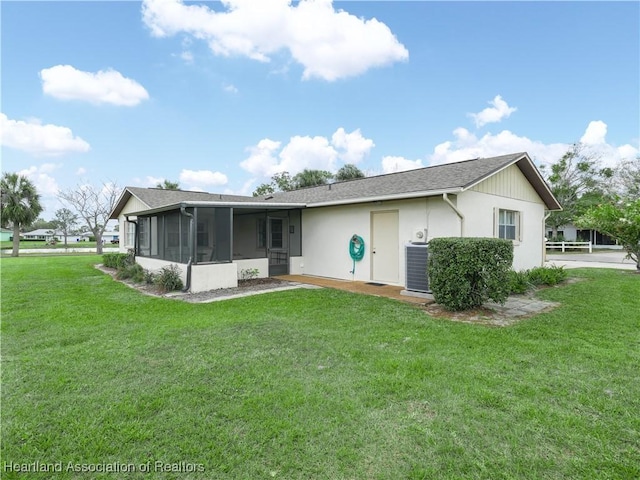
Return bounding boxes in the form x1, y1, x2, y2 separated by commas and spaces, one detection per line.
498, 209, 520, 241
125, 222, 135, 247
269, 218, 283, 248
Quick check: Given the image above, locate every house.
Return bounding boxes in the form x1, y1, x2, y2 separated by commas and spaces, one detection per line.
81, 231, 120, 243
109, 152, 561, 293
0, 228, 13, 242
22, 229, 84, 243
546, 224, 619, 248
22, 229, 60, 241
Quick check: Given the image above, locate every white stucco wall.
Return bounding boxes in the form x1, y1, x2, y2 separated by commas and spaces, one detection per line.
136, 257, 187, 284
234, 258, 269, 279
190, 263, 238, 292
300, 197, 458, 286
289, 256, 305, 275
300, 192, 547, 286
117, 195, 149, 253
135, 257, 239, 292
457, 190, 546, 271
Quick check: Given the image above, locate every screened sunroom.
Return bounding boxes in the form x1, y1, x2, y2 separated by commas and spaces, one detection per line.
126, 201, 303, 292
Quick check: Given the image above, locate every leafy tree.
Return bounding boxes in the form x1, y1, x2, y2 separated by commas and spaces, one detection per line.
543, 143, 614, 237
156, 180, 180, 190
58, 182, 121, 254
335, 164, 365, 181
27, 217, 57, 230
0, 173, 43, 257
52, 208, 79, 247
614, 156, 640, 199
253, 172, 294, 197
576, 198, 640, 272
272, 172, 294, 192
292, 169, 333, 188
253, 183, 275, 197
253, 169, 336, 196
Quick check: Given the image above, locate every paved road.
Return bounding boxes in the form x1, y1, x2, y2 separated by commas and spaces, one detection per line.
545, 250, 637, 271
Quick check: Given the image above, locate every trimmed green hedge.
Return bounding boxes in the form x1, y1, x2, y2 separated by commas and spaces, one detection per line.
428, 237, 513, 311
102, 253, 130, 269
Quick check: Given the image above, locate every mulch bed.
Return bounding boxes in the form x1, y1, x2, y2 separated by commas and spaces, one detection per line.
96, 264, 289, 301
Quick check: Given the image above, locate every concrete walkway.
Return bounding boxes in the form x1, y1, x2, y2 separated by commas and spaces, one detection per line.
277, 275, 427, 305
545, 251, 636, 271
277, 274, 558, 320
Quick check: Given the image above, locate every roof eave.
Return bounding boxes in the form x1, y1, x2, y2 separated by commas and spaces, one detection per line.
462, 153, 562, 211
126, 200, 307, 217
306, 187, 464, 208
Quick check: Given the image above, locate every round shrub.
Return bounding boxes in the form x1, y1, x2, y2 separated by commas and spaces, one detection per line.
428, 237, 513, 311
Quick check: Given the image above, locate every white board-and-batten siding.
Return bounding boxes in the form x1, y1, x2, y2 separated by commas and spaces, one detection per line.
470, 164, 543, 204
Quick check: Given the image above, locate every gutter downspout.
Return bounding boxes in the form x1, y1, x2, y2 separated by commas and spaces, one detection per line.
125, 215, 138, 255
443, 193, 464, 237
543, 211, 551, 265
181, 205, 194, 293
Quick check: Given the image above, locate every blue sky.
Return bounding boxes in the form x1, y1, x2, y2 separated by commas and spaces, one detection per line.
2, 0, 638, 219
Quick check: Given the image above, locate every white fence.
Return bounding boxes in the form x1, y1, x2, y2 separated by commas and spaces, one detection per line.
545, 241, 592, 253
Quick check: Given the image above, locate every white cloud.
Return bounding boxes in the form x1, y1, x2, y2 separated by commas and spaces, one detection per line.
179, 169, 228, 189
17, 164, 60, 196
147, 176, 166, 187
224, 178, 256, 197
428, 127, 568, 167
240, 128, 375, 178
580, 120, 607, 145
0, 113, 90, 156
469, 95, 517, 128
381, 156, 424, 173
223, 83, 238, 94
40, 65, 149, 106
424, 121, 638, 170
180, 51, 194, 63
76, 167, 87, 176
578, 122, 638, 168
280, 135, 338, 172
331, 128, 374, 164
240, 138, 282, 177
141, 0, 408, 81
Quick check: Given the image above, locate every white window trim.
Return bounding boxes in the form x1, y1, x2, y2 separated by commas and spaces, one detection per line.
124, 220, 136, 248
494, 208, 522, 244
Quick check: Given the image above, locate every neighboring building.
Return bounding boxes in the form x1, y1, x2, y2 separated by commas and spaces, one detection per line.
22, 229, 83, 243
81, 231, 120, 243
546, 224, 618, 247
0, 228, 14, 242
109, 152, 561, 293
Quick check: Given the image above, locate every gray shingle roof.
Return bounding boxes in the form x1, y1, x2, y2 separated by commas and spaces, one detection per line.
111, 153, 560, 218
125, 187, 255, 209
261, 152, 527, 205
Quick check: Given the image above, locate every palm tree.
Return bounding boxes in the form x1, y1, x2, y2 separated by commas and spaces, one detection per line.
156, 180, 180, 190
1, 173, 43, 257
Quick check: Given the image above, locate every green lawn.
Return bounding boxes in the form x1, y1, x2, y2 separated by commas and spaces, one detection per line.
2, 256, 639, 479
1, 240, 110, 250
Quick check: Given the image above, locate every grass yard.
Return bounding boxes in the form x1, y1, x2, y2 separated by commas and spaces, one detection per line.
1, 256, 639, 479
0, 240, 107, 250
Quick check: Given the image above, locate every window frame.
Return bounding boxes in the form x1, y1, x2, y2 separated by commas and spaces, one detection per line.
496, 208, 521, 243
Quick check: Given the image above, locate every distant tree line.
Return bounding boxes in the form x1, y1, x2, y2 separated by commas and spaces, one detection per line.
253, 163, 365, 196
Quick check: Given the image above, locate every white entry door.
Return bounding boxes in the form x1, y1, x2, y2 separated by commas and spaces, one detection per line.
371, 210, 399, 284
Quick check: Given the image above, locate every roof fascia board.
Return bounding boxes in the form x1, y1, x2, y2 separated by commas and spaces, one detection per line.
128, 200, 307, 217
306, 188, 464, 208
109, 188, 152, 219
461, 153, 562, 211
462, 153, 526, 191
